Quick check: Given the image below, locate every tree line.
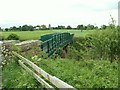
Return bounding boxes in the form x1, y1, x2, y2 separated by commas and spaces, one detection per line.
0, 24, 109, 31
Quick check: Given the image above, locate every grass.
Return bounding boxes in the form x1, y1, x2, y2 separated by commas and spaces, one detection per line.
2, 58, 42, 88
2, 30, 95, 40
37, 59, 118, 88
3, 29, 118, 88
20, 46, 118, 88
3, 56, 118, 88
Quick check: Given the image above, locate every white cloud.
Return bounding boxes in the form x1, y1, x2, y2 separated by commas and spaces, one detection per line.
0, 0, 119, 28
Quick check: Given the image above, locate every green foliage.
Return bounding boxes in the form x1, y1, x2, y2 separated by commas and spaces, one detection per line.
20, 46, 48, 62
66, 25, 72, 29
77, 25, 85, 30
38, 59, 118, 88
2, 57, 41, 88
73, 29, 119, 61
57, 25, 66, 29
2, 30, 95, 40
68, 36, 93, 60
7, 33, 19, 40
101, 25, 107, 29
86, 24, 95, 30
2, 16, 119, 88
116, 26, 120, 58
51, 48, 63, 59
84, 16, 119, 61
41, 24, 47, 30
66, 46, 83, 60
69, 16, 119, 61
2, 24, 106, 31
2, 45, 46, 88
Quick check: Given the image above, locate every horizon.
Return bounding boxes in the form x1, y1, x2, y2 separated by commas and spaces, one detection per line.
0, 23, 114, 29
0, 0, 119, 28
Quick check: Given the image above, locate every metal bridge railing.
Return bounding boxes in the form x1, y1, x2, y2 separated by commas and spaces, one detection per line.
40, 33, 74, 57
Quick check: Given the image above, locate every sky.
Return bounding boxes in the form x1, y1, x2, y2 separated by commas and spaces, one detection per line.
0, 0, 119, 28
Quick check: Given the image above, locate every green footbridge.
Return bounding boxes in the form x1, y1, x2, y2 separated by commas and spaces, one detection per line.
40, 32, 74, 57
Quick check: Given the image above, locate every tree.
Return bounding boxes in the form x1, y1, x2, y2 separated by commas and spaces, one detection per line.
67, 25, 72, 29
57, 25, 65, 29
12, 26, 17, 31
18, 26, 22, 31
35, 25, 41, 30
41, 25, 47, 30
5, 28, 9, 31
77, 25, 80, 30
21, 25, 29, 31
86, 24, 94, 30
20, 25, 34, 31
95, 26, 98, 29
101, 25, 107, 30
29, 25, 34, 31
77, 24, 85, 32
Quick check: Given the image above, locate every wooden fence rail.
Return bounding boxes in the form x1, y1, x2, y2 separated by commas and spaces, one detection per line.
18, 60, 54, 89
12, 51, 76, 90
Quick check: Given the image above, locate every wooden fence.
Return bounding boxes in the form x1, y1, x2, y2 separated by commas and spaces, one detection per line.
12, 51, 76, 90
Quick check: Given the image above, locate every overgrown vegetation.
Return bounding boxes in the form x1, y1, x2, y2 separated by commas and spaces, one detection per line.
2, 57, 41, 88
38, 59, 118, 88
13, 46, 118, 88
20, 46, 48, 60
7, 33, 19, 40
2, 17, 119, 89
2, 44, 42, 88
65, 16, 119, 62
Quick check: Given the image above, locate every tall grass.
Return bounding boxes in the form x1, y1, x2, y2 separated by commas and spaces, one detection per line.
2, 57, 41, 88
38, 59, 118, 88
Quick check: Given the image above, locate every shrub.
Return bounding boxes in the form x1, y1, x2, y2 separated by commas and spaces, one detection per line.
66, 46, 83, 60
7, 33, 19, 40
69, 26, 119, 61
73, 16, 119, 61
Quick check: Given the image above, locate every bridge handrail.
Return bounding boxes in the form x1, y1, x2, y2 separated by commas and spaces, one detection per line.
40, 33, 74, 56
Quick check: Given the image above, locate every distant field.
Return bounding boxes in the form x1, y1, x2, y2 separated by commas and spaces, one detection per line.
2, 30, 95, 40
